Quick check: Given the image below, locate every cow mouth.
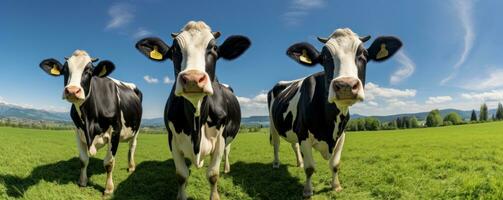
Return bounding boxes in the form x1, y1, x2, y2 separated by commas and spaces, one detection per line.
330, 98, 362, 107
64, 95, 85, 104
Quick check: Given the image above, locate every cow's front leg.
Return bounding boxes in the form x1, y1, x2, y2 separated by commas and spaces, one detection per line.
76, 130, 89, 187
300, 140, 316, 198
172, 146, 189, 200
208, 135, 225, 200
103, 148, 116, 196
127, 133, 139, 172
292, 143, 304, 168
223, 144, 231, 173
329, 132, 346, 192
270, 127, 281, 168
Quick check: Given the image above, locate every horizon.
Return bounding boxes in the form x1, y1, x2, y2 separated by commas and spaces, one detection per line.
1, 0, 503, 118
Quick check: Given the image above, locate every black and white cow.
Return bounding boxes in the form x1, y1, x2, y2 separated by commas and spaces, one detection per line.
268, 28, 402, 198
39, 50, 143, 195
135, 21, 250, 200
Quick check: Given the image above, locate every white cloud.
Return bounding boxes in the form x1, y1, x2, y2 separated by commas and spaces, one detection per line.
441, 0, 475, 84
106, 3, 134, 30
426, 96, 453, 104
461, 69, 503, 90
237, 92, 269, 117
0, 96, 68, 113
163, 76, 175, 84
283, 0, 325, 26
461, 90, 503, 101
390, 51, 415, 84
143, 75, 159, 84
133, 27, 152, 38
364, 82, 416, 101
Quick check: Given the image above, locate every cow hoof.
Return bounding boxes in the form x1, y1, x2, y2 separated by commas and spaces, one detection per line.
127, 167, 136, 172
177, 192, 187, 200
297, 163, 304, 168
303, 190, 313, 199
272, 162, 280, 169
333, 186, 343, 192
78, 179, 87, 187
103, 189, 113, 197
210, 193, 220, 200
224, 168, 230, 174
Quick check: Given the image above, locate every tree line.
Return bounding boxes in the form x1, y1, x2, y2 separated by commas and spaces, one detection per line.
347, 102, 503, 132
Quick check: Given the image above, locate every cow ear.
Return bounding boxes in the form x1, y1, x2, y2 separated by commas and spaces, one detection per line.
367, 36, 402, 62
93, 60, 115, 77
286, 42, 320, 67
218, 35, 251, 60
40, 58, 63, 76
135, 37, 171, 61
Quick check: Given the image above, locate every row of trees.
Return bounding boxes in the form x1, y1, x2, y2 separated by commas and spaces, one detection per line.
471, 103, 503, 122
346, 116, 420, 131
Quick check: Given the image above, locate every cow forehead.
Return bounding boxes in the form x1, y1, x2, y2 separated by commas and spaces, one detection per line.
325, 33, 361, 56
67, 50, 92, 71
175, 21, 214, 50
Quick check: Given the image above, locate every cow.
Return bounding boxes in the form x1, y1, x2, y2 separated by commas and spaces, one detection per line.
268, 28, 402, 198
134, 21, 250, 200
39, 50, 143, 195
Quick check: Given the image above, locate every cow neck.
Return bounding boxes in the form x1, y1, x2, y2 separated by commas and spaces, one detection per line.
321, 73, 349, 122
73, 77, 98, 121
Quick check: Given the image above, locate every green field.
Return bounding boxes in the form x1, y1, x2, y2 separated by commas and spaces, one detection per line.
1, 122, 503, 199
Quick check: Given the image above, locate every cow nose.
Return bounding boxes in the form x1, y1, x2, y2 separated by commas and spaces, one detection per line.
332, 77, 360, 99
65, 86, 81, 96
180, 70, 208, 93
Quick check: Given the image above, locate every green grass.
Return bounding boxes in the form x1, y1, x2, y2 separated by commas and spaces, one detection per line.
1, 122, 503, 199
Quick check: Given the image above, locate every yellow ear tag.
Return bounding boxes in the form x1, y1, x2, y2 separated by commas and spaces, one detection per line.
98, 66, 108, 77
150, 46, 163, 60
50, 64, 60, 75
299, 49, 312, 64
376, 44, 389, 59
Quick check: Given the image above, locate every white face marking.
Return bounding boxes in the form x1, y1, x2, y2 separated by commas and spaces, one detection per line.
325, 29, 365, 105
64, 50, 92, 102
173, 24, 215, 101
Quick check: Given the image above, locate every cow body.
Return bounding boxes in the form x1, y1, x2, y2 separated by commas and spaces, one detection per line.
135, 21, 250, 200
39, 50, 143, 195
268, 28, 402, 198
165, 82, 240, 168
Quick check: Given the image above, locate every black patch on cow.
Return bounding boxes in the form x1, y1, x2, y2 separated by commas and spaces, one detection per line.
71, 77, 142, 155
165, 83, 240, 154
269, 72, 349, 154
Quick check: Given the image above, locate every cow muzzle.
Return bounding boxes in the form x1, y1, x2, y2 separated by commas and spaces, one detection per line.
64, 86, 85, 103
177, 70, 212, 96
330, 77, 363, 106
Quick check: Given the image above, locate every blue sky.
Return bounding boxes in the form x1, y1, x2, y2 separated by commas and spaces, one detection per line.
1, 0, 503, 118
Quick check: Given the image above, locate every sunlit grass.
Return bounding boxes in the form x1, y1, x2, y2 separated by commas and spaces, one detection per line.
1, 122, 503, 199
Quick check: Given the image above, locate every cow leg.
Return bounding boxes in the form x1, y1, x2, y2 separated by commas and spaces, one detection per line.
300, 141, 315, 198
223, 144, 231, 174
127, 133, 139, 172
270, 126, 281, 168
172, 147, 189, 200
103, 148, 115, 195
329, 132, 346, 192
208, 135, 225, 200
76, 130, 89, 187
292, 143, 304, 168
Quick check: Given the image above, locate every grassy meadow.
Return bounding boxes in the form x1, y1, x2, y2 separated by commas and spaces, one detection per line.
1, 122, 503, 199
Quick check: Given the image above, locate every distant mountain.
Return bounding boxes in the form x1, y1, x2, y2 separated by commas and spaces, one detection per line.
0, 103, 70, 122
0, 103, 497, 126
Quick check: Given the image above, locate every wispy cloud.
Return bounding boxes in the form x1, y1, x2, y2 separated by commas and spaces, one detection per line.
461, 90, 503, 102
283, 0, 325, 26
390, 51, 415, 84
237, 92, 269, 117
0, 96, 68, 113
460, 68, 503, 90
133, 27, 152, 38
441, 0, 475, 84
106, 3, 134, 30
163, 76, 175, 84
426, 96, 453, 104
143, 75, 159, 84
365, 82, 416, 101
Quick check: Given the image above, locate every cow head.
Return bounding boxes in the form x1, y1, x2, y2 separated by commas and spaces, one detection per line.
39, 50, 115, 105
286, 28, 402, 107
135, 21, 251, 107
